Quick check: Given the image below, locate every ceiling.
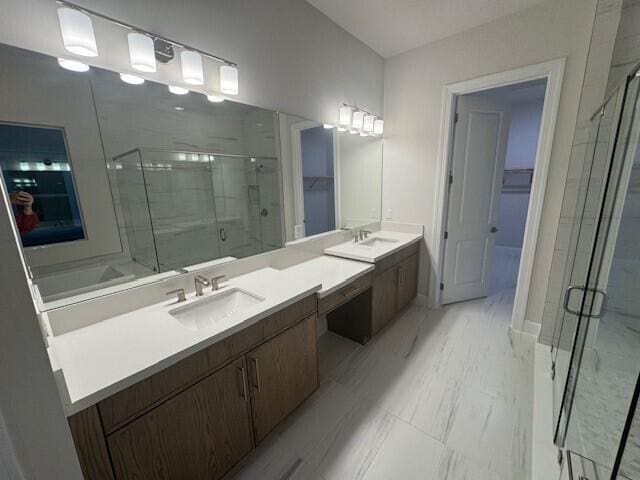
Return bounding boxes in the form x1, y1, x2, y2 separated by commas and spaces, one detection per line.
306, 0, 548, 58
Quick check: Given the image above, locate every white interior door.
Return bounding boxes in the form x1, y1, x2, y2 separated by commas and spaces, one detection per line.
441, 94, 511, 304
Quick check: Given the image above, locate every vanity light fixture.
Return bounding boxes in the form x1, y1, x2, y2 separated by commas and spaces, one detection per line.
220, 64, 239, 95
337, 127, 347, 132
177, 153, 187, 161
352, 111, 365, 130
339, 106, 352, 126
57, 7, 98, 57
55, 1, 240, 96
181, 50, 204, 85
120, 73, 145, 85
207, 94, 225, 103
57, 57, 90, 72
363, 114, 375, 132
174, 106, 185, 111
373, 119, 384, 135
127, 33, 156, 72
168, 85, 189, 95
323, 124, 334, 129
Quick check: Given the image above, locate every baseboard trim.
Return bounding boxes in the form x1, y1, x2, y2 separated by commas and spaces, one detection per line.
523, 319, 541, 337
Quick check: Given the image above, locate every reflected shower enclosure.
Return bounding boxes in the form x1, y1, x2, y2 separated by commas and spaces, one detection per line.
111, 148, 283, 273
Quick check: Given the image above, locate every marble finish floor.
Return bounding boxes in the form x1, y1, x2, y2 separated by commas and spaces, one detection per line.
227, 291, 535, 480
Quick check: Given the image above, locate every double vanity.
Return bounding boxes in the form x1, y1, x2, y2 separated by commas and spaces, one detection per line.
47, 229, 422, 480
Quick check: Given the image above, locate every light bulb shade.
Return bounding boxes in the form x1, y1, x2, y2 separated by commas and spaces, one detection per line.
220, 64, 239, 95
339, 106, 352, 126
57, 7, 98, 57
207, 94, 225, 103
352, 111, 365, 130
168, 85, 189, 95
181, 51, 204, 85
363, 115, 375, 132
373, 119, 384, 135
128, 33, 156, 73
57, 58, 89, 72
120, 73, 145, 85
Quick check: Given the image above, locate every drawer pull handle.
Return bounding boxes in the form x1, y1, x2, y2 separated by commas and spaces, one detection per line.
250, 357, 261, 392
237, 366, 248, 401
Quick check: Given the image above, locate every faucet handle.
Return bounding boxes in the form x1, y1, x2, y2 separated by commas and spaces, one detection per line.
211, 275, 227, 291
166, 288, 186, 303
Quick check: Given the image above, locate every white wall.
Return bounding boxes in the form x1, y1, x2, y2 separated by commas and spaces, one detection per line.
382, 0, 597, 324
497, 99, 544, 248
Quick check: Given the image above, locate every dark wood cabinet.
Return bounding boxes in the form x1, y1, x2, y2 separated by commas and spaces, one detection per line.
107, 357, 253, 480
371, 265, 399, 335
69, 295, 318, 480
248, 314, 318, 443
397, 253, 419, 311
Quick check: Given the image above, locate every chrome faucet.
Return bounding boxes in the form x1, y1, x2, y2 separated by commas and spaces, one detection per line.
194, 275, 210, 296
211, 275, 226, 291
360, 230, 372, 240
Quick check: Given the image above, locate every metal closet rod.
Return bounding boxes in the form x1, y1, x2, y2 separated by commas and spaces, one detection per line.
56, 0, 238, 67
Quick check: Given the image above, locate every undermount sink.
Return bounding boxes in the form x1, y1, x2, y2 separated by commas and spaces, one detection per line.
169, 288, 264, 331
358, 237, 399, 248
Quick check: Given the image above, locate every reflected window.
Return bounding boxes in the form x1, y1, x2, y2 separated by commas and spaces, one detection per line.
0, 123, 85, 247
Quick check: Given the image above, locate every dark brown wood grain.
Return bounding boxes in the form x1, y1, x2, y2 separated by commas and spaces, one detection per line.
107, 357, 253, 480
371, 265, 399, 335
373, 242, 419, 276
317, 272, 372, 316
397, 253, 419, 311
68, 406, 114, 480
247, 314, 318, 444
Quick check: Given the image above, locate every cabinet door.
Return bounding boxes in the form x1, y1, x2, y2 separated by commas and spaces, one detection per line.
248, 315, 318, 443
397, 253, 419, 311
371, 266, 399, 335
108, 357, 253, 480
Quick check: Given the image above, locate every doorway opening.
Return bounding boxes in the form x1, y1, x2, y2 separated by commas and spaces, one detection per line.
435, 61, 567, 336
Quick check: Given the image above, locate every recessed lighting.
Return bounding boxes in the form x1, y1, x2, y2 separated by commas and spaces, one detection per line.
174, 106, 185, 111
120, 73, 145, 85
57, 58, 89, 72
207, 94, 225, 103
168, 85, 189, 95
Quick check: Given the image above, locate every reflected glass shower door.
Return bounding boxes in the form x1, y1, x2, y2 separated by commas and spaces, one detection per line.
553, 71, 640, 479
255, 157, 284, 252
139, 150, 221, 272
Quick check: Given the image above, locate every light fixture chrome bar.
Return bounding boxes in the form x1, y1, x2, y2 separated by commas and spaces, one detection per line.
56, 0, 237, 67
342, 102, 378, 117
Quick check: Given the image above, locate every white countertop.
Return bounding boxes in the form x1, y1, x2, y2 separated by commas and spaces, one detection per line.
48, 267, 321, 416
324, 230, 422, 263
280, 255, 374, 299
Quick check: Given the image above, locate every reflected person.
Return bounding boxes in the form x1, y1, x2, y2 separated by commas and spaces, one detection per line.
9, 190, 39, 235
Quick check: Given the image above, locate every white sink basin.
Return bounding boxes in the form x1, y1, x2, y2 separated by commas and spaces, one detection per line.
358, 237, 399, 248
169, 288, 264, 331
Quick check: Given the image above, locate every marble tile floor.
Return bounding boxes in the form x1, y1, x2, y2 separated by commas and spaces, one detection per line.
226, 290, 536, 480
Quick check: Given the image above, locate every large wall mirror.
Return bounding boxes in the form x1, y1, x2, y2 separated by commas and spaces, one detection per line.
0, 42, 382, 308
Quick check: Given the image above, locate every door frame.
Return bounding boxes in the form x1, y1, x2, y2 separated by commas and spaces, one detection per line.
432, 58, 565, 333
290, 121, 340, 238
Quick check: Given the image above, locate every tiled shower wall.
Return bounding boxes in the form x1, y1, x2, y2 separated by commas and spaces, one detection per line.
540, 0, 625, 345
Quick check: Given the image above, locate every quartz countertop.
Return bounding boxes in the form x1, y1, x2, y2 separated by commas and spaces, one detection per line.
48, 267, 321, 416
280, 255, 374, 299
323, 230, 422, 263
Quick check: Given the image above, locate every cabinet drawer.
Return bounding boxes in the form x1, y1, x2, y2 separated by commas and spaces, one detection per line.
374, 242, 419, 275
317, 273, 372, 316
99, 295, 316, 434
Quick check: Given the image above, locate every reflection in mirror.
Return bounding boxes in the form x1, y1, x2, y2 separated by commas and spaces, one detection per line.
279, 113, 383, 241
0, 42, 282, 306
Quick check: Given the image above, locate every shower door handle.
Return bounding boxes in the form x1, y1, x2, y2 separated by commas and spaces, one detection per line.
219, 227, 227, 242
490, 226, 499, 233
563, 285, 607, 319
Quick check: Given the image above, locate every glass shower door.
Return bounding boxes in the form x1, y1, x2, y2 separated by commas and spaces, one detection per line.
553, 69, 640, 479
